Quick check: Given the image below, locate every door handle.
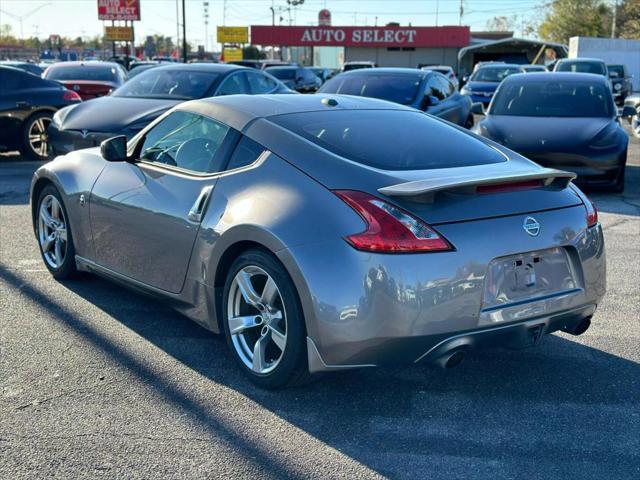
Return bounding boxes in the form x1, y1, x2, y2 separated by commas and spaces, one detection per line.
16, 101, 29, 108
188, 185, 213, 223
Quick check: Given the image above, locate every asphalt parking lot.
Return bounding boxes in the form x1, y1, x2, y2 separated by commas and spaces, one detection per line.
1, 134, 639, 479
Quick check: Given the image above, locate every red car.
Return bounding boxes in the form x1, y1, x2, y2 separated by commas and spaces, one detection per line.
42, 61, 127, 100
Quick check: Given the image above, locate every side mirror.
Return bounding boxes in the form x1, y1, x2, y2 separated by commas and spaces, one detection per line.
470, 102, 485, 115
100, 135, 128, 162
620, 105, 636, 119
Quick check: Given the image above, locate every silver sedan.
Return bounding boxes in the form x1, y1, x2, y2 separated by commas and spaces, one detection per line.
30, 94, 606, 389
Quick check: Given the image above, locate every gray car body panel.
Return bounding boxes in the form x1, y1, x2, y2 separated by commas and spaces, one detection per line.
31, 94, 606, 372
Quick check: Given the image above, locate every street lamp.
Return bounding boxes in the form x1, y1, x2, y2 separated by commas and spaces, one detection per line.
0, 2, 51, 41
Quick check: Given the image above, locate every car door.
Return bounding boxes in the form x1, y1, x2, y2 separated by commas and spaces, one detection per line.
89, 110, 238, 293
0, 68, 33, 146
437, 75, 464, 125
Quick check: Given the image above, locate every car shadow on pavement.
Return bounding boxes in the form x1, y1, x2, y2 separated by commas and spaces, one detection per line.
2, 265, 638, 478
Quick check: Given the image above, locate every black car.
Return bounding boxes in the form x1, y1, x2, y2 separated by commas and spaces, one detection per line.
265, 66, 322, 93
0, 61, 44, 76
48, 63, 291, 156
473, 72, 629, 192
608, 64, 633, 105
0, 66, 81, 160
318, 68, 474, 128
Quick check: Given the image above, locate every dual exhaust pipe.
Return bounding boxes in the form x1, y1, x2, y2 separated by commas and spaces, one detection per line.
432, 317, 592, 370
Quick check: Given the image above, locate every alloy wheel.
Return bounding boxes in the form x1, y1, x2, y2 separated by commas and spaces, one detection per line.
28, 116, 51, 158
227, 266, 288, 374
38, 194, 68, 269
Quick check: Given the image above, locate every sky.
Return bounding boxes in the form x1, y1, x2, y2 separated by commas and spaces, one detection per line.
0, 0, 543, 49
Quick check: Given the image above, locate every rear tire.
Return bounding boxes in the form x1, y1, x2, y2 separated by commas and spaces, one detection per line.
222, 249, 311, 389
21, 112, 52, 161
35, 185, 77, 279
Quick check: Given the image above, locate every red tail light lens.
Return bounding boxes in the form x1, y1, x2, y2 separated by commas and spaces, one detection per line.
63, 90, 81, 101
585, 196, 598, 227
333, 190, 453, 253
476, 179, 542, 194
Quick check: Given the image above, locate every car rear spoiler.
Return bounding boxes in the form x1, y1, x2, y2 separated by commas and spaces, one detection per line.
378, 167, 576, 202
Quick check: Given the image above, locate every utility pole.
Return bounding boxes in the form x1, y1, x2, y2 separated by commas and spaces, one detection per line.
182, 0, 187, 62
176, 0, 180, 57
435, 0, 439, 27
611, 0, 618, 39
459, 0, 464, 26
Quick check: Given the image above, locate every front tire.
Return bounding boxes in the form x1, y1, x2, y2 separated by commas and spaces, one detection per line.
21, 112, 52, 161
36, 185, 77, 278
222, 249, 310, 389
611, 165, 626, 193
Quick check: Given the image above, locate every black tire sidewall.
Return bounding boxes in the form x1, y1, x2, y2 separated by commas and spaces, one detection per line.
222, 249, 307, 389
22, 112, 52, 161
36, 185, 77, 278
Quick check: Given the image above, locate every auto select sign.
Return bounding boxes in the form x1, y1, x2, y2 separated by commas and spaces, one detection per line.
97, 0, 141, 21
250, 25, 470, 48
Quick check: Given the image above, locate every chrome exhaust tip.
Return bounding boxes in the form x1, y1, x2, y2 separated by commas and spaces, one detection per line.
436, 350, 467, 369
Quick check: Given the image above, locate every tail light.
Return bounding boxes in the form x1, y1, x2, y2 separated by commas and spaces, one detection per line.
572, 187, 598, 227
333, 190, 453, 253
476, 179, 542, 194
584, 196, 598, 227
63, 90, 81, 101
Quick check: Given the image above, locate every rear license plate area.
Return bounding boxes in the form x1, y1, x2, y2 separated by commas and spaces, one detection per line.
482, 247, 581, 318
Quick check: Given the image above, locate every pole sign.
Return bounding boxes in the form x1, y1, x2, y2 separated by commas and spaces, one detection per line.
318, 9, 331, 26
217, 26, 249, 44
250, 25, 470, 48
97, 0, 141, 21
223, 47, 243, 62
104, 26, 134, 41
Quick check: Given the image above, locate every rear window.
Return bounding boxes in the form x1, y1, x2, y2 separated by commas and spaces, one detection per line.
470, 66, 521, 82
608, 65, 624, 77
556, 61, 606, 75
271, 110, 505, 171
319, 74, 421, 105
268, 68, 296, 80
46, 65, 118, 82
490, 80, 613, 117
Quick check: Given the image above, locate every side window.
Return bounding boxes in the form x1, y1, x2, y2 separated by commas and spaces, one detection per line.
217, 72, 249, 96
139, 111, 230, 174
425, 76, 446, 101
246, 71, 277, 94
302, 69, 317, 81
437, 76, 454, 98
226, 136, 266, 171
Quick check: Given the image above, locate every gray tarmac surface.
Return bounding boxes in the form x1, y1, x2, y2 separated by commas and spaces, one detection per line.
1, 134, 639, 479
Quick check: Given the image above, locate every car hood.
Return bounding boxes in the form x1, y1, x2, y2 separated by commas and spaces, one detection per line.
58, 96, 182, 132
481, 116, 614, 152
465, 81, 499, 93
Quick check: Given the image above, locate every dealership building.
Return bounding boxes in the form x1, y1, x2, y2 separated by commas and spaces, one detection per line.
248, 25, 566, 74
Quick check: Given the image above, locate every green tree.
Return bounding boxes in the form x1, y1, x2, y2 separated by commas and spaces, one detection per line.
485, 15, 517, 32
617, 0, 640, 39
538, 0, 612, 43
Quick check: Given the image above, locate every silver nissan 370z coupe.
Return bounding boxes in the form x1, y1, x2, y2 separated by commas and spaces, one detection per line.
31, 94, 606, 389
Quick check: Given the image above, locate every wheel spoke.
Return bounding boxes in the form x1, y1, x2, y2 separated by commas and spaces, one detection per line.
251, 335, 269, 372
50, 199, 60, 220
54, 238, 63, 266
42, 233, 55, 252
35, 118, 46, 133
228, 315, 261, 335
57, 227, 67, 242
40, 208, 55, 227
29, 134, 40, 141
260, 276, 278, 306
236, 271, 261, 306
39, 142, 48, 156
269, 325, 286, 352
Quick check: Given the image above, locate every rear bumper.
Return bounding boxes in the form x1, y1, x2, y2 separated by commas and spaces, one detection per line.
280, 207, 605, 372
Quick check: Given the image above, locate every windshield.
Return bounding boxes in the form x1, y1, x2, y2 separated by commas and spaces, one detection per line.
490, 81, 613, 117
268, 68, 296, 80
271, 110, 505, 171
343, 63, 372, 71
556, 61, 606, 75
46, 66, 118, 82
113, 69, 219, 99
608, 65, 624, 77
471, 66, 521, 82
319, 74, 421, 105
522, 66, 546, 72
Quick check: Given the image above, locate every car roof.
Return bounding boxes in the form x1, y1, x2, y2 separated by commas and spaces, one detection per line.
265, 66, 299, 70
476, 63, 523, 70
153, 62, 246, 73
501, 71, 610, 84
179, 93, 410, 132
557, 58, 605, 63
339, 67, 426, 77
46, 61, 121, 69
